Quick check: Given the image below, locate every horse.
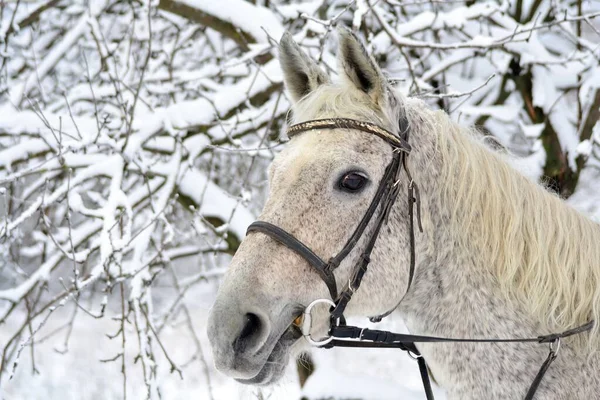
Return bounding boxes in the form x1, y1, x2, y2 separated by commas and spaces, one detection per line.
207, 28, 600, 399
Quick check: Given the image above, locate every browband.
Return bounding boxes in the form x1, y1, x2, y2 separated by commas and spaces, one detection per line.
287, 118, 412, 153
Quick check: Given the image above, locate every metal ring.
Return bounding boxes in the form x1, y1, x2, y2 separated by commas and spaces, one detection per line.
301, 299, 336, 347
549, 337, 561, 356
407, 350, 422, 360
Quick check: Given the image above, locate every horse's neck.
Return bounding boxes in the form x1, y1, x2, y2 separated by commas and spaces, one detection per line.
397, 180, 542, 346
397, 118, 539, 332
400, 235, 540, 338
394, 122, 589, 398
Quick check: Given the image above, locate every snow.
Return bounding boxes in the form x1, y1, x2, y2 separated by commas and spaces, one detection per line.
353, 0, 369, 30
548, 105, 580, 170
577, 139, 593, 157
520, 122, 545, 138
531, 65, 559, 113
303, 361, 430, 400
122, 59, 283, 158
569, 168, 600, 221
276, 1, 321, 20
9, 2, 107, 106
509, 140, 546, 181
175, 0, 284, 43
0, 138, 48, 172
372, 2, 502, 51
0, 220, 103, 302
460, 104, 521, 122
99, 159, 128, 265
177, 169, 254, 239
0, 104, 111, 171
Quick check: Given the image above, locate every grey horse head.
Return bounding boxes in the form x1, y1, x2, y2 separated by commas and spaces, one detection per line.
207, 28, 413, 385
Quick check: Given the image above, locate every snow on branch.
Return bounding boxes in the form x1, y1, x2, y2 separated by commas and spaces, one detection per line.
159, 0, 284, 48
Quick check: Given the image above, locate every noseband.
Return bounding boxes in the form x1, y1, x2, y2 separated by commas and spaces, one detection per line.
245, 117, 593, 400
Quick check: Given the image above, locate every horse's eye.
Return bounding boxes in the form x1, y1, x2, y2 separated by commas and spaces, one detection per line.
338, 172, 368, 193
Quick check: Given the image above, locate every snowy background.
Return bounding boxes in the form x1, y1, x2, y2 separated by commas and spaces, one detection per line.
0, 0, 599, 399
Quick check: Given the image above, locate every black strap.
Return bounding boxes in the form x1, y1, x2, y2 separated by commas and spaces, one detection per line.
323, 339, 435, 400
246, 221, 338, 299
417, 354, 435, 400
322, 341, 434, 399
329, 321, 593, 345
524, 350, 557, 400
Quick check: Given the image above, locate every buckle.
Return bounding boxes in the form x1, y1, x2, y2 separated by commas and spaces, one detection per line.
325, 258, 339, 273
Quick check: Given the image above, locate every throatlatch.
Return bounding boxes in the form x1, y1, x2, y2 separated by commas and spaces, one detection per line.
245, 117, 594, 400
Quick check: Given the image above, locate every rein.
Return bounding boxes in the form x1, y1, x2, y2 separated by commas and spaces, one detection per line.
245, 117, 594, 400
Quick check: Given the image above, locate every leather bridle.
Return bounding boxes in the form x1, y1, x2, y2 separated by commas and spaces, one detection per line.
248, 117, 416, 310
245, 117, 593, 400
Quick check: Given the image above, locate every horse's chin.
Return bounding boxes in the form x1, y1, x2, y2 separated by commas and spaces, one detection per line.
235, 326, 302, 386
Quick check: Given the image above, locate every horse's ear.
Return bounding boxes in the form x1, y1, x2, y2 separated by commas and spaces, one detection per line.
278, 32, 329, 103
337, 26, 387, 104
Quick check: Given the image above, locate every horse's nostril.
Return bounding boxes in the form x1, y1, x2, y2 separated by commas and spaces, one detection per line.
233, 313, 262, 353
240, 313, 260, 340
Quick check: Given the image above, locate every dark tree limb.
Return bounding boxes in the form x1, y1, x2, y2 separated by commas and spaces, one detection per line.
576, 89, 600, 172
513, 67, 580, 197
3, 0, 61, 37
